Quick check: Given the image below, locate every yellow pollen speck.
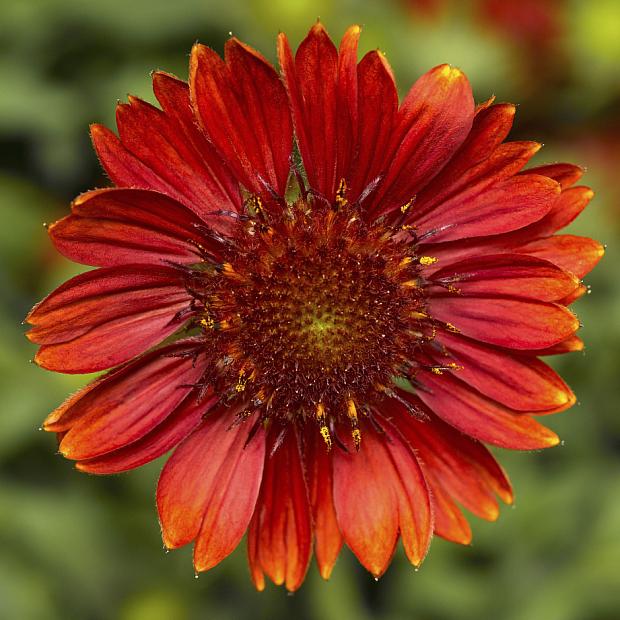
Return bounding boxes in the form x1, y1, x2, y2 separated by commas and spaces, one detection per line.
447, 362, 463, 371
247, 195, 263, 215
447, 284, 461, 294
400, 198, 415, 213
235, 370, 248, 392
445, 322, 460, 333
320, 425, 332, 450
347, 399, 358, 421
401, 224, 417, 231
335, 178, 349, 209
200, 316, 215, 330
431, 368, 443, 375
351, 428, 362, 450
419, 256, 438, 266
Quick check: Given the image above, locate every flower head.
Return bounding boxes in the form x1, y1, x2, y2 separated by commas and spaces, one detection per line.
27, 23, 603, 590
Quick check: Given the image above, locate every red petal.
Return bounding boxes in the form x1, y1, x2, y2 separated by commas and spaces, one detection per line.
529, 334, 584, 356
430, 295, 579, 349
524, 186, 594, 238
381, 419, 433, 567
190, 39, 292, 201
55, 342, 207, 460
437, 332, 575, 412
430, 253, 579, 301
278, 24, 339, 200
410, 103, 515, 218
332, 424, 432, 575
415, 372, 560, 449
368, 64, 474, 216
49, 188, 215, 267
424, 472, 472, 545
419, 186, 597, 269
303, 434, 342, 580
560, 283, 587, 306
414, 138, 537, 222
517, 234, 605, 278
348, 50, 399, 201
152, 72, 242, 216
335, 25, 361, 189
392, 401, 513, 515
418, 173, 560, 243
247, 431, 312, 591
114, 88, 241, 231
156, 413, 265, 574
332, 429, 398, 577
91, 123, 168, 191
522, 163, 584, 189
92, 119, 238, 235
77, 389, 217, 474
27, 265, 191, 373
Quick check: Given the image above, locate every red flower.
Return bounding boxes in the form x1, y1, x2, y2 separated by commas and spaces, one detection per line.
27, 23, 602, 590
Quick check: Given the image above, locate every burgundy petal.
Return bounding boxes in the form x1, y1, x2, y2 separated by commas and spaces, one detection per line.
367, 64, 475, 216
414, 372, 560, 449
55, 342, 207, 460
436, 331, 575, 412
430, 253, 579, 301
27, 265, 191, 373
191, 39, 293, 202
49, 188, 219, 267
430, 295, 579, 349
77, 389, 218, 474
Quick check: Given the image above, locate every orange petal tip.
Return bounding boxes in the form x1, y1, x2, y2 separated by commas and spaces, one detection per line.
542, 431, 561, 447
437, 64, 465, 82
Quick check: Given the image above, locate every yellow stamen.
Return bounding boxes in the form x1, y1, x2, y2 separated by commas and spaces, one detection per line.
419, 256, 438, 266
335, 178, 349, 209
402, 280, 418, 288
235, 370, 248, 392
247, 195, 263, 216
347, 399, 358, 422
320, 425, 332, 450
400, 197, 415, 213
200, 315, 215, 330
316, 402, 332, 449
351, 428, 362, 450
410, 311, 428, 320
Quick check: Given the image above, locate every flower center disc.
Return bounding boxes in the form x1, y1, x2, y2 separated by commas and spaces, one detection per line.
206, 203, 426, 423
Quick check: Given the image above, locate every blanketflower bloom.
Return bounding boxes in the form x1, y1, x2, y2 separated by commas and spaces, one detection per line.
27, 23, 602, 591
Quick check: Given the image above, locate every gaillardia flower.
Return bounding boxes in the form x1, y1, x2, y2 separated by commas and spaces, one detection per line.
27, 23, 602, 590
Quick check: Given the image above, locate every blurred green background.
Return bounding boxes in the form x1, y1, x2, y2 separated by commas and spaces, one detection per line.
1, 0, 619, 618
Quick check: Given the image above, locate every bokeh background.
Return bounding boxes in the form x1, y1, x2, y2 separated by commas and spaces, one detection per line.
1, 0, 619, 618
